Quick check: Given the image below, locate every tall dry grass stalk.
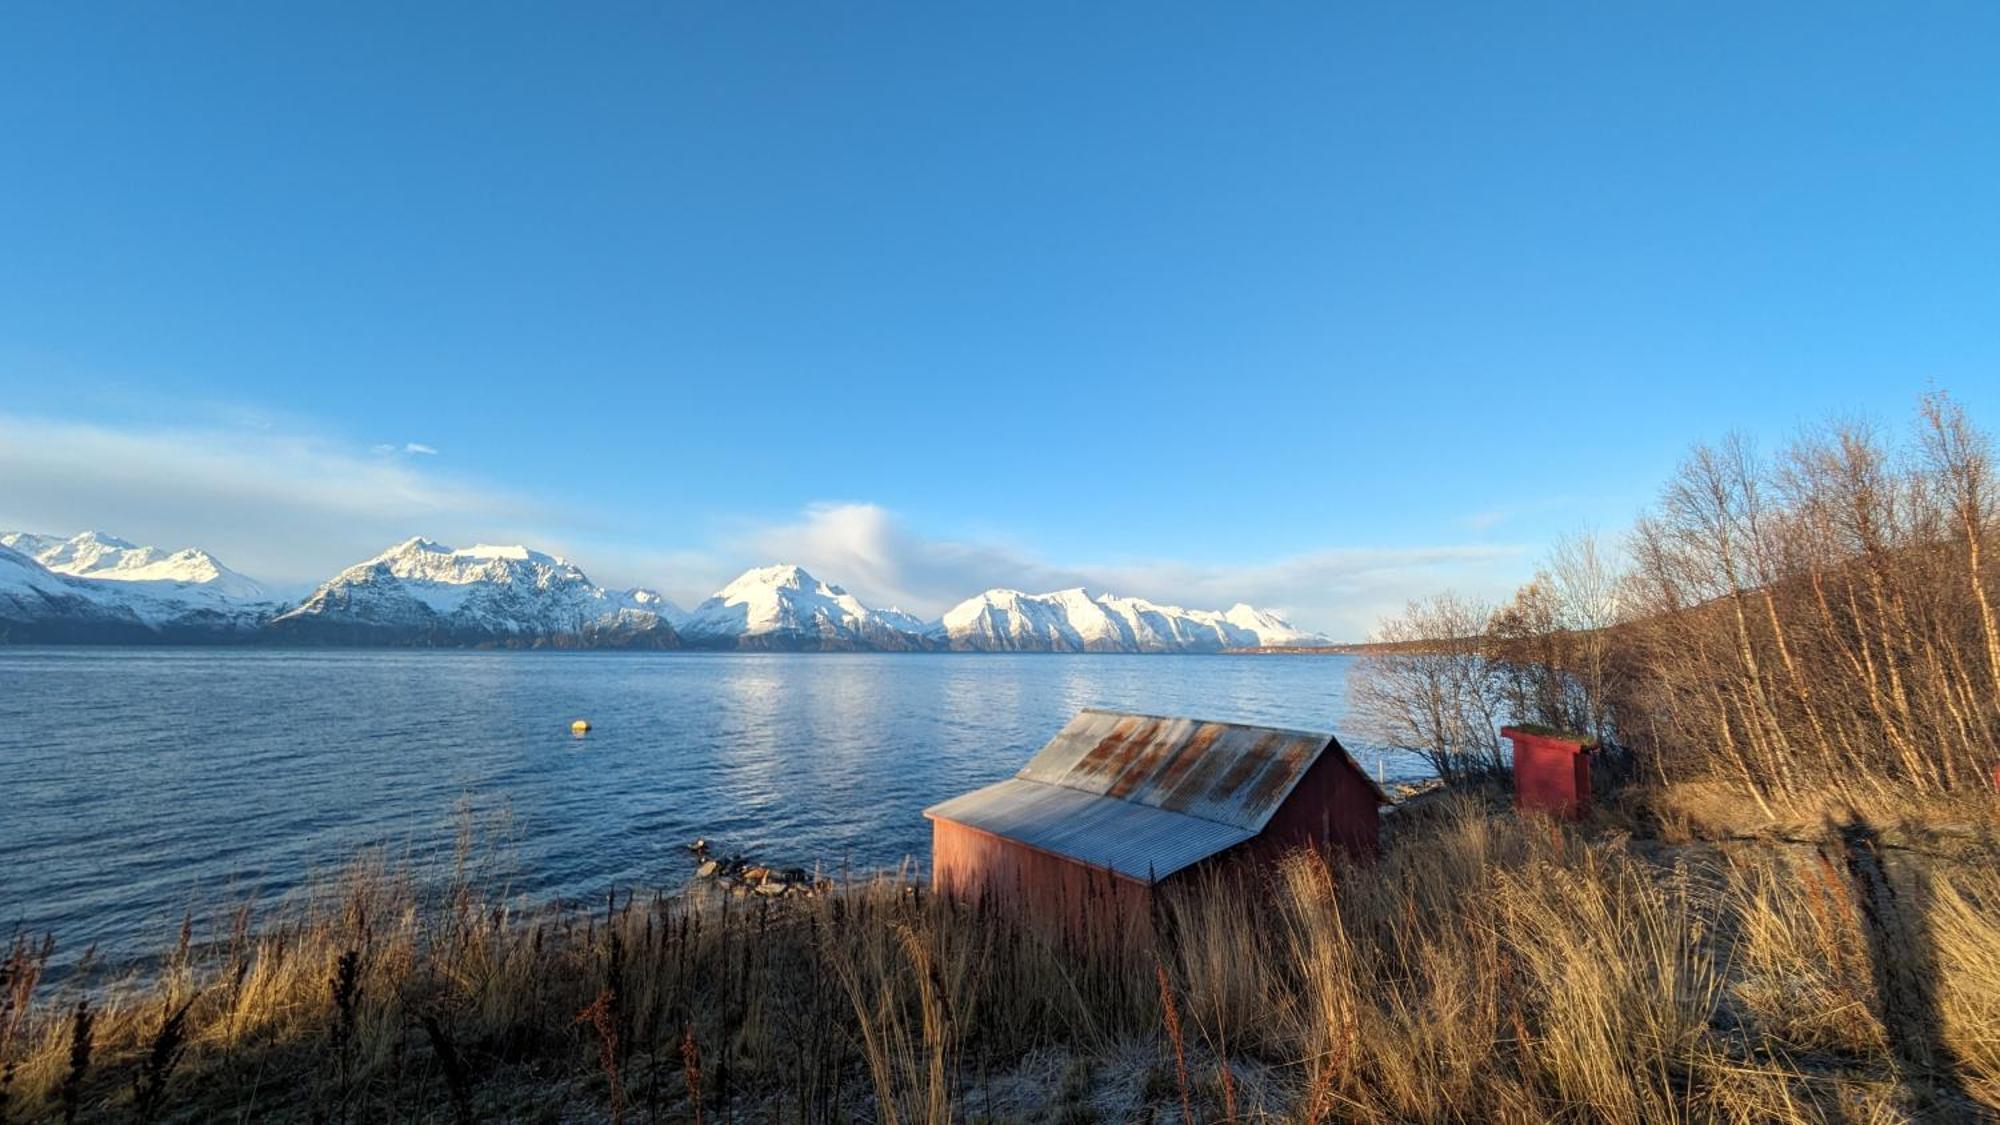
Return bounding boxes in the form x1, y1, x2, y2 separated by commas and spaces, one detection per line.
0, 791, 1993, 1119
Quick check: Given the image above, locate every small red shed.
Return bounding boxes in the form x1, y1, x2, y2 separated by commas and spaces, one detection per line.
1502, 725, 1594, 819
924, 710, 1389, 938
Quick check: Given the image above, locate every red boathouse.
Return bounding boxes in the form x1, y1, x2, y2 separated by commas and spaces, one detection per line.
924, 709, 1389, 939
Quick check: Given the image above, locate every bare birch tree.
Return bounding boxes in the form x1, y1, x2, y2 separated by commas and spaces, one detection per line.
1354, 393, 1999, 805
1347, 594, 1506, 784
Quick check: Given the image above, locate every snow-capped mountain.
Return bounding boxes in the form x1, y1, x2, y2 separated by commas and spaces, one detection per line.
0, 531, 278, 639
935, 588, 1326, 652
933, 588, 1130, 652
1207, 602, 1327, 648
0, 544, 157, 642
677, 565, 930, 650
0, 527, 1332, 650
3, 531, 268, 602
267, 538, 681, 647
871, 606, 931, 635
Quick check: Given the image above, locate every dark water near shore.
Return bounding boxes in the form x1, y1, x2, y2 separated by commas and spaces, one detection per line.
0, 648, 1424, 965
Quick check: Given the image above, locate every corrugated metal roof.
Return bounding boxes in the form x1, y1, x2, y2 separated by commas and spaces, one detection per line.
1017, 709, 1343, 829
924, 777, 1257, 881
925, 709, 1386, 882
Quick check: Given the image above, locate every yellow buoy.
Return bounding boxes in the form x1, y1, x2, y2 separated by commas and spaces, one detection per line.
571, 719, 591, 735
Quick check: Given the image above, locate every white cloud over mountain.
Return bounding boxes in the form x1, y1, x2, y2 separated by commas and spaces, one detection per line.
733, 502, 1524, 639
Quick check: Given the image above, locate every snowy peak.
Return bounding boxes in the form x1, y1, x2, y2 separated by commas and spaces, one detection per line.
270, 537, 681, 647
362, 537, 569, 577
714, 563, 826, 598
936, 586, 1123, 652
0, 534, 275, 640
679, 564, 926, 650
2, 530, 267, 601
455, 543, 537, 561
621, 587, 675, 613
1212, 602, 1324, 646
0, 532, 66, 559
937, 587, 1326, 652
873, 606, 929, 634
0, 543, 103, 604
0, 544, 151, 641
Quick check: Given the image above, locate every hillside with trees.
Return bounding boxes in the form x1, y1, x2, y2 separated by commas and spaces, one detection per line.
1352, 392, 2000, 809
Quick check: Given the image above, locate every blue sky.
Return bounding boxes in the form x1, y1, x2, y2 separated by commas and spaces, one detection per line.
2, 3, 1997, 636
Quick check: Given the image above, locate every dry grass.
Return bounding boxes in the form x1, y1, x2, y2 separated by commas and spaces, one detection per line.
1728, 848, 1889, 1057
1, 787, 1996, 1122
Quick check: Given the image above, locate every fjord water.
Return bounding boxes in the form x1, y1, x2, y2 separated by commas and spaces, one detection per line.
0, 649, 1422, 965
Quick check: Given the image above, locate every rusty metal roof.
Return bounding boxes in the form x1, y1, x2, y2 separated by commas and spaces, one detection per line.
925, 709, 1386, 881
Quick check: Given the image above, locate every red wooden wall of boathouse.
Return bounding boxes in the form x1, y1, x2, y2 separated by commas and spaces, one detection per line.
930, 816, 1154, 943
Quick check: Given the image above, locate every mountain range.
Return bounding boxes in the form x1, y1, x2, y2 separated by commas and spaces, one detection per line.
0, 530, 1329, 652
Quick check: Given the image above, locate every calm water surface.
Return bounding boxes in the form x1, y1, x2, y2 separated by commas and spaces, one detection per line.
0, 649, 1424, 964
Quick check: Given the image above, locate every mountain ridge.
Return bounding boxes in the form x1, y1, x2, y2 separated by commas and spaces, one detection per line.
0, 530, 1330, 651
933, 587, 1327, 652
0, 537, 276, 641
265, 537, 682, 648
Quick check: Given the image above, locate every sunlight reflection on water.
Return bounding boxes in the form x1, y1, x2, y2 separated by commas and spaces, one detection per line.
0, 649, 1427, 964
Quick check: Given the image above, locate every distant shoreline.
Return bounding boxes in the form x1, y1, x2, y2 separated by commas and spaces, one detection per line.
0, 641, 1363, 654
1223, 642, 1402, 655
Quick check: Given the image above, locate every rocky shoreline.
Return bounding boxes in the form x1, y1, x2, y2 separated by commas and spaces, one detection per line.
685, 838, 834, 898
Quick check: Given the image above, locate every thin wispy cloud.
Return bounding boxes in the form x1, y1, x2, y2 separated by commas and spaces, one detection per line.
1457, 495, 1575, 533
0, 413, 554, 592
